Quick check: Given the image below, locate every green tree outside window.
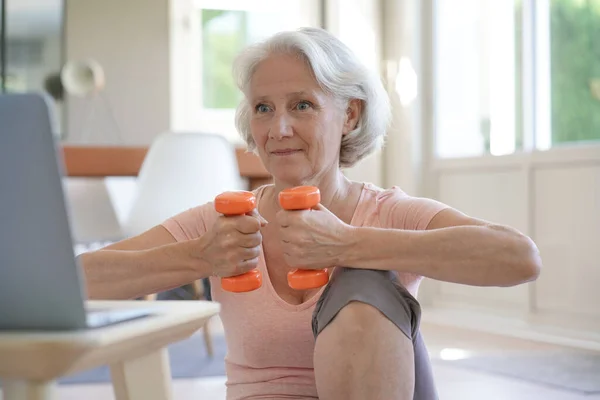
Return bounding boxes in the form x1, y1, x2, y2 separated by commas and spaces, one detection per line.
549, 0, 600, 145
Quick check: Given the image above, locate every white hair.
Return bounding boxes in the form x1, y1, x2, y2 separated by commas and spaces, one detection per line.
232, 27, 391, 168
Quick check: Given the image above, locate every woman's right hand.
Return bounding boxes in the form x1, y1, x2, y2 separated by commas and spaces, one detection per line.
195, 210, 267, 278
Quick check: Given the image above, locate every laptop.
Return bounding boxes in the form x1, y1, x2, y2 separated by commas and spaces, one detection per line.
0, 93, 154, 330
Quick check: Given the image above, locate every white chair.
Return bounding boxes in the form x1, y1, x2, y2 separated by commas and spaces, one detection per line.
64, 178, 124, 246
124, 132, 245, 357
122, 132, 244, 236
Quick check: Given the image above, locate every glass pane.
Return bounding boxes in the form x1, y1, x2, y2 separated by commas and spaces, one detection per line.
1, 0, 4, 92
201, 8, 312, 110
201, 10, 247, 109
547, 0, 600, 147
5, 0, 64, 132
434, 0, 523, 158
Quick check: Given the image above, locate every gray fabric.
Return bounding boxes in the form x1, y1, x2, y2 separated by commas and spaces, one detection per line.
312, 267, 439, 400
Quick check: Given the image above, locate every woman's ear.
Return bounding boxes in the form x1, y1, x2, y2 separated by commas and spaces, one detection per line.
342, 99, 362, 136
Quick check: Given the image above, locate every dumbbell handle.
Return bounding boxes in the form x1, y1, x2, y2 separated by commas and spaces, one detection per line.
214, 191, 262, 293
278, 186, 329, 290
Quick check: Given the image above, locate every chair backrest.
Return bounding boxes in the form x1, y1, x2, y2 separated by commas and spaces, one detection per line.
122, 132, 244, 236
64, 178, 125, 244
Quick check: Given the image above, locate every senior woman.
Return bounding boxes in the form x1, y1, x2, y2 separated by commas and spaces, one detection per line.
81, 27, 542, 400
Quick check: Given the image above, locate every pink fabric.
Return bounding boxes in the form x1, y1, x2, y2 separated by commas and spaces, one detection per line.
162, 183, 448, 399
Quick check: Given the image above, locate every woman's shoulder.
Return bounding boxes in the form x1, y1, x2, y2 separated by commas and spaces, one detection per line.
358, 182, 410, 203
359, 181, 445, 203
357, 182, 449, 230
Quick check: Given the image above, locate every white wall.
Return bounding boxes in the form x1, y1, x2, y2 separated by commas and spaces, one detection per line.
380, 0, 424, 195
325, 0, 385, 187
64, 0, 171, 145
63, 0, 172, 244
533, 161, 600, 321
329, 0, 426, 195
421, 147, 600, 346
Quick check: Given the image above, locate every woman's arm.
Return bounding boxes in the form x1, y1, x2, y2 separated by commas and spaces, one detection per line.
79, 226, 212, 300
80, 209, 264, 299
342, 208, 542, 287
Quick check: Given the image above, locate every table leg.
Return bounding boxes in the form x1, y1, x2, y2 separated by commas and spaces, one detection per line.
110, 348, 173, 400
1, 379, 56, 400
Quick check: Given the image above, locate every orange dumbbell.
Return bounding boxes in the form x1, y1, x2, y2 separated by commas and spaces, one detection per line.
278, 186, 329, 290
214, 191, 263, 293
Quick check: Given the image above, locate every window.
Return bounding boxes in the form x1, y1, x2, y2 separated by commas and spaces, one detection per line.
433, 0, 522, 158
201, 9, 246, 110
433, 0, 600, 159
547, 0, 600, 148
1, 0, 65, 134
172, 0, 321, 143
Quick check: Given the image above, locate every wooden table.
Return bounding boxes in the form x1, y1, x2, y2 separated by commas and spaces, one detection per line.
0, 300, 221, 400
60, 145, 272, 190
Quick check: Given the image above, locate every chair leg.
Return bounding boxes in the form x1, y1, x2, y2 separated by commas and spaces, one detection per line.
191, 279, 203, 300
190, 279, 214, 357
145, 281, 213, 356
202, 320, 214, 358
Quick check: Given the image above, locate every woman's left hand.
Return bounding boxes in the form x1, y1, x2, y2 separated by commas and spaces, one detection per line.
275, 204, 355, 269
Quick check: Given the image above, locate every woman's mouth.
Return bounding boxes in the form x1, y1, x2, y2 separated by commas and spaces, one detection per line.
271, 149, 302, 156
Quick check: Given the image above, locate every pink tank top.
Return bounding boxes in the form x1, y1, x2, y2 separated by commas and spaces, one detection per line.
162, 183, 447, 399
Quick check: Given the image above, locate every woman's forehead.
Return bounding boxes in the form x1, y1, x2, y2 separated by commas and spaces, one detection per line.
246, 54, 334, 101
250, 54, 316, 86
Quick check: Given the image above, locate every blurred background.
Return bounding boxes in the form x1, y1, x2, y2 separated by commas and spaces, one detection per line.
1, 0, 599, 399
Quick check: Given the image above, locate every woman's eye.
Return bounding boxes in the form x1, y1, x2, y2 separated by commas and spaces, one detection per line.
256, 104, 271, 113
296, 101, 311, 111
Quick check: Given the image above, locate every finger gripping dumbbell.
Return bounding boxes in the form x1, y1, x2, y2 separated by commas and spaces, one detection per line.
214, 191, 263, 293
278, 186, 329, 290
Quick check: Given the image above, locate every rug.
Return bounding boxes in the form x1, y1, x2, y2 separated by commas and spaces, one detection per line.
59, 333, 227, 385
59, 334, 600, 394
433, 350, 600, 395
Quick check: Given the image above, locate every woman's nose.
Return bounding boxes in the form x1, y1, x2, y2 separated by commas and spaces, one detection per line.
269, 112, 293, 140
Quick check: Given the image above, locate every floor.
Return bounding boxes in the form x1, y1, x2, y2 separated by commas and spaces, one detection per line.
2, 320, 599, 400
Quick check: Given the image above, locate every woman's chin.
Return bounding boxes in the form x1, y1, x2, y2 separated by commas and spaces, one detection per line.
268, 160, 309, 182
271, 171, 312, 187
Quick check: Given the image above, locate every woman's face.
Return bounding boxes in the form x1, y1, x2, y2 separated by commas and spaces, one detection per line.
247, 53, 360, 186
